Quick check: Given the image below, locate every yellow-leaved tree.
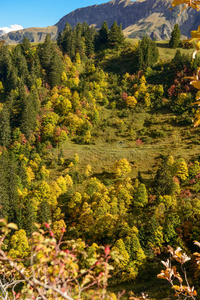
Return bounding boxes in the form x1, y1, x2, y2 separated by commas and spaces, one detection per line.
170, 0, 200, 126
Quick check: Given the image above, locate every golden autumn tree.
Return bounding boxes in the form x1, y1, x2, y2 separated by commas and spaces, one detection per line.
170, 0, 200, 126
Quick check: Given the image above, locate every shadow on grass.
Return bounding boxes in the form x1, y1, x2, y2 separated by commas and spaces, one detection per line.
109, 260, 173, 299
156, 42, 169, 49
92, 170, 115, 185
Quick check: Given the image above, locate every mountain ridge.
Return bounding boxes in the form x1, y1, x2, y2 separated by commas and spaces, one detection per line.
1, 0, 200, 43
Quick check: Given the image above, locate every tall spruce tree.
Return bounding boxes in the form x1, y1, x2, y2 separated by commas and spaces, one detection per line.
38, 199, 51, 224
97, 21, 109, 46
12, 44, 29, 85
39, 33, 53, 71
24, 197, 37, 236
0, 45, 18, 92
108, 21, 125, 47
0, 104, 11, 147
0, 152, 19, 223
133, 36, 159, 71
21, 37, 31, 53
59, 23, 72, 52
20, 90, 38, 139
49, 50, 64, 87
169, 24, 181, 49
85, 27, 95, 56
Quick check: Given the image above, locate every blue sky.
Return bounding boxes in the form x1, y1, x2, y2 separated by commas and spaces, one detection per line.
0, 0, 109, 29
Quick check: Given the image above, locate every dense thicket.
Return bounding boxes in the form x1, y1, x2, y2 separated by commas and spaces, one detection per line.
133, 36, 159, 71
57, 21, 125, 60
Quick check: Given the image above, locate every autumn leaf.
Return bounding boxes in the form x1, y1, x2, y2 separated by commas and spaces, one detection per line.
7, 223, 18, 230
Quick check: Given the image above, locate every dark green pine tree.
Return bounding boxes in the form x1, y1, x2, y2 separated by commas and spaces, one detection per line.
0, 152, 11, 219
135, 36, 159, 71
6, 67, 18, 92
10, 80, 27, 129
169, 24, 181, 49
0, 152, 19, 224
24, 197, 36, 237
140, 36, 152, 67
39, 33, 53, 71
97, 21, 109, 45
0, 104, 11, 147
82, 21, 89, 34
139, 215, 162, 251
153, 159, 175, 196
7, 153, 21, 224
59, 23, 72, 51
20, 92, 35, 139
0, 45, 18, 92
57, 31, 63, 49
172, 49, 191, 70
118, 24, 125, 44
0, 45, 11, 82
21, 37, 31, 53
30, 54, 41, 80
12, 44, 29, 85
85, 28, 95, 57
133, 45, 143, 72
49, 50, 64, 88
75, 23, 85, 58
38, 199, 51, 224
151, 39, 159, 63
67, 30, 77, 60
108, 21, 125, 47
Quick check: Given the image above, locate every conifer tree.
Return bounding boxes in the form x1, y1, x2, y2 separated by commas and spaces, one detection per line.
68, 30, 77, 59
21, 37, 31, 53
24, 197, 37, 236
85, 28, 95, 56
10, 80, 27, 129
20, 89, 39, 139
57, 31, 63, 49
82, 21, 89, 34
12, 44, 29, 84
0, 152, 19, 224
133, 183, 148, 207
0, 152, 11, 219
49, 50, 64, 87
169, 23, 181, 48
59, 23, 72, 50
134, 36, 159, 71
0, 104, 11, 147
6, 67, 18, 92
153, 159, 175, 196
38, 199, 51, 224
39, 33, 53, 71
135, 46, 144, 71
108, 21, 125, 47
75, 23, 85, 58
0, 45, 18, 92
98, 21, 109, 45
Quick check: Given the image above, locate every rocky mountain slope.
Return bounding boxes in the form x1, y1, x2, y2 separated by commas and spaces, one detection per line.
1, 0, 200, 43
55, 0, 200, 40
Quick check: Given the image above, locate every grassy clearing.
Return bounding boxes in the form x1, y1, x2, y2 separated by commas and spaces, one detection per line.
126, 38, 200, 61
58, 105, 200, 189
